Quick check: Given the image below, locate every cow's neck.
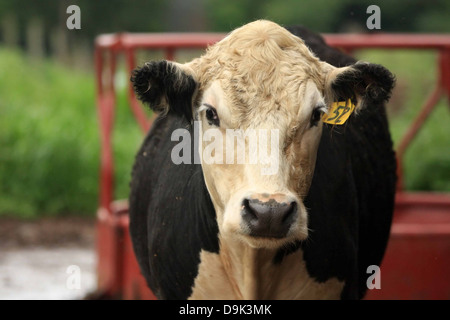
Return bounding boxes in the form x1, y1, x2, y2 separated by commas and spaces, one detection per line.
220, 240, 260, 299
189, 235, 345, 299
218, 237, 285, 299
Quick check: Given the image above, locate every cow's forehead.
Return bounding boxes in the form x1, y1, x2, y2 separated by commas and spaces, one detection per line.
192, 20, 325, 125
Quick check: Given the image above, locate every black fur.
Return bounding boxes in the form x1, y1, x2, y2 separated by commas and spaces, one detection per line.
129, 26, 396, 300
129, 115, 219, 299
332, 61, 396, 107
130, 60, 197, 121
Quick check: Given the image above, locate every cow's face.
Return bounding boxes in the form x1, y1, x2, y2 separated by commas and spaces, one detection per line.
196, 76, 325, 249
132, 20, 394, 249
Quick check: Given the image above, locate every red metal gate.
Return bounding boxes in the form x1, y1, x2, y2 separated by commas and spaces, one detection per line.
94, 32, 450, 300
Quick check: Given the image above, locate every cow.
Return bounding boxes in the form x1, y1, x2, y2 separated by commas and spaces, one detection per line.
129, 20, 396, 300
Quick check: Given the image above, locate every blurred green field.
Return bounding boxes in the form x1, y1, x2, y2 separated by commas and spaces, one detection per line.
0, 47, 142, 218
0, 46, 449, 218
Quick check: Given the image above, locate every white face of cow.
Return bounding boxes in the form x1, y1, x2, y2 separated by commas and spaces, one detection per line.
131, 20, 395, 250
197, 79, 325, 248
189, 21, 335, 249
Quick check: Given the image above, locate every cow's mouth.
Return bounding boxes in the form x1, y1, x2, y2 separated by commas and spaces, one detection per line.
238, 232, 304, 249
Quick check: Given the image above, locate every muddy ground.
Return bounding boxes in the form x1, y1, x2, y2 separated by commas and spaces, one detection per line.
0, 217, 97, 300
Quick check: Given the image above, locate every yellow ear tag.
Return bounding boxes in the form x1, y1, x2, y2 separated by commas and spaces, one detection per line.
322, 99, 356, 125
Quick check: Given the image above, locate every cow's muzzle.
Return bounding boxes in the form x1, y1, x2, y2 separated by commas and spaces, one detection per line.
241, 193, 298, 239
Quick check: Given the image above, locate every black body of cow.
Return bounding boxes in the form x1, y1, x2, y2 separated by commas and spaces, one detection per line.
129, 26, 396, 300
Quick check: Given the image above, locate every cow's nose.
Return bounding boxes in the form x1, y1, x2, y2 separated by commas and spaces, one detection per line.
241, 195, 298, 238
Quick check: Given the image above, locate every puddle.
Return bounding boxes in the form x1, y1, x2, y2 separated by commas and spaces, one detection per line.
0, 247, 97, 300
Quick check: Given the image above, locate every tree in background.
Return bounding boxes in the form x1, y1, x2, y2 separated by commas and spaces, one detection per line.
202, 0, 450, 33
1, 0, 449, 54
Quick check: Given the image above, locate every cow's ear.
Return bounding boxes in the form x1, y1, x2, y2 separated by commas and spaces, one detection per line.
322, 61, 395, 111
131, 60, 197, 121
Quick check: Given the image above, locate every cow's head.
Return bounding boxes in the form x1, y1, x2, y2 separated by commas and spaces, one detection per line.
131, 20, 395, 249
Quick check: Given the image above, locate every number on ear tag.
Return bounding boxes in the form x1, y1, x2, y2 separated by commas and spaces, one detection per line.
322, 99, 356, 125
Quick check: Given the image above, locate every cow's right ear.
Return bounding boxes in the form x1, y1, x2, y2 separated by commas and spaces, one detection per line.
131, 60, 197, 121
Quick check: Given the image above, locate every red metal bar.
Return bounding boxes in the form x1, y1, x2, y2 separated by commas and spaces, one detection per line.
95, 32, 226, 50
95, 47, 125, 298
440, 49, 450, 102
96, 48, 116, 212
323, 33, 450, 50
95, 33, 450, 50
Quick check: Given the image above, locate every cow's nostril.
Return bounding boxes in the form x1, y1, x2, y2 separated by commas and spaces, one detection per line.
283, 202, 297, 223
242, 198, 257, 219
241, 197, 298, 238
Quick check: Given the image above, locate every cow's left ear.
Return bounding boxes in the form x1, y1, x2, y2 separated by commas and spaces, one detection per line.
322, 61, 395, 111
131, 60, 198, 121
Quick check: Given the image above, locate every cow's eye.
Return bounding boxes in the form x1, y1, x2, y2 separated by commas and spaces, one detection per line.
310, 105, 325, 127
205, 106, 220, 127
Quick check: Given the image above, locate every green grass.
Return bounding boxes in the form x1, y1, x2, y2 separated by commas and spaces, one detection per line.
0, 48, 143, 218
0, 47, 448, 218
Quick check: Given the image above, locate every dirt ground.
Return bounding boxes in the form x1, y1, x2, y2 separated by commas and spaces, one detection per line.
0, 217, 96, 248
0, 217, 98, 300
